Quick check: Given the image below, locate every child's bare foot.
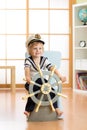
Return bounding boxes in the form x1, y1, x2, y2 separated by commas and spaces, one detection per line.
55, 108, 63, 116
24, 111, 30, 117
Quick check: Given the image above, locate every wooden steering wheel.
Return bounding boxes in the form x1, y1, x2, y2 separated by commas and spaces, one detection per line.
22, 65, 67, 112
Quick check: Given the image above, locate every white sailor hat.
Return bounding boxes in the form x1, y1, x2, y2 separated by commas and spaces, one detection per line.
26, 34, 45, 47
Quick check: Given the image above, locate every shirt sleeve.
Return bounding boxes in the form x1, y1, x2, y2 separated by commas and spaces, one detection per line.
24, 58, 31, 68
45, 57, 53, 70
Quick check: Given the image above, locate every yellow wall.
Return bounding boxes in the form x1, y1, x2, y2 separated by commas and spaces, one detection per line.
77, 0, 87, 3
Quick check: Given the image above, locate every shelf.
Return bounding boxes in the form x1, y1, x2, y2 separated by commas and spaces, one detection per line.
75, 59, 87, 70
75, 25, 87, 28
75, 47, 87, 49
75, 68, 87, 71
73, 2, 87, 92
75, 69, 87, 71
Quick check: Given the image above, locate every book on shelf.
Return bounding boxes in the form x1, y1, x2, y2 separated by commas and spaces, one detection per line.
76, 73, 81, 89
79, 76, 87, 90
76, 72, 87, 90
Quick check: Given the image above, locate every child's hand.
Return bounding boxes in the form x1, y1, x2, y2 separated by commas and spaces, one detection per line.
60, 76, 66, 83
26, 77, 31, 84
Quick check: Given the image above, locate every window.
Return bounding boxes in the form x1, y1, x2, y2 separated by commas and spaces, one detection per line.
0, 0, 73, 87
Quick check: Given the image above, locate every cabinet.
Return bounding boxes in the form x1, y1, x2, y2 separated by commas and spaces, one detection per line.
73, 3, 87, 92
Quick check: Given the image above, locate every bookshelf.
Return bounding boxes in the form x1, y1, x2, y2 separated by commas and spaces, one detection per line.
73, 3, 87, 92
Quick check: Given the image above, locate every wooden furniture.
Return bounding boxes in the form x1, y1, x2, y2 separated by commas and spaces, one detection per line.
0, 66, 16, 93
72, 3, 87, 92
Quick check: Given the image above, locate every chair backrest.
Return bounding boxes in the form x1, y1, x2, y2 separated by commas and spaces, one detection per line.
25, 51, 61, 69
44, 51, 61, 69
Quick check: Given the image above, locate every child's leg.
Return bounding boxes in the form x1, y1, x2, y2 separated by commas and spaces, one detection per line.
50, 91, 63, 116
51, 86, 63, 118
24, 97, 36, 116
24, 83, 36, 116
57, 96, 63, 111
25, 97, 36, 112
24, 79, 41, 116
57, 96, 64, 119
55, 108, 63, 116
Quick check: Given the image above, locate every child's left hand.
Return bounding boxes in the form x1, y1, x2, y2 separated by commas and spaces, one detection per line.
60, 76, 66, 83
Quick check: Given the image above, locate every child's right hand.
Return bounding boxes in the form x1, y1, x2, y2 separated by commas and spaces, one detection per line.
26, 77, 31, 84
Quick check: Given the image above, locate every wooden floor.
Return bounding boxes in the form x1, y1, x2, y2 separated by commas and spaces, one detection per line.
0, 88, 87, 130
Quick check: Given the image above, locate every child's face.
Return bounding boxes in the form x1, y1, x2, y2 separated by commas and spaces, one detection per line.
29, 42, 44, 58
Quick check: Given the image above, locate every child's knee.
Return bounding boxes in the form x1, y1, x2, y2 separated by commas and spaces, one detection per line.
25, 82, 29, 91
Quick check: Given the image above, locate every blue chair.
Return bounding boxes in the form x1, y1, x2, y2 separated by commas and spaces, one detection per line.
44, 51, 61, 69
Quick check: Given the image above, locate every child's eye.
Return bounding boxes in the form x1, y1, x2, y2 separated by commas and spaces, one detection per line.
39, 48, 42, 50
33, 48, 37, 50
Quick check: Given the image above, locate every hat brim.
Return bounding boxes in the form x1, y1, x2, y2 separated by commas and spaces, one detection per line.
28, 39, 45, 46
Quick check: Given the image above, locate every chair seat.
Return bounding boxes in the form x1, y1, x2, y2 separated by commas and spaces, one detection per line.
28, 106, 58, 122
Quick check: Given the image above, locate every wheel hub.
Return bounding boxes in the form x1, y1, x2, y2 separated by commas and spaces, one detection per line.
41, 83, 51, 94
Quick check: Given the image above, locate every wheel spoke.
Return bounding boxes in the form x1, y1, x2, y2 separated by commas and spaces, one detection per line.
35, 94, 44, 112
57, 92, 67, 98
51, 89, 67, 98
37, 64, 45, 84
30, 80, 41, 87
50, 89, 56, 94
50, 80, 62, 89
22, 90, 40, 100
40, 76, 45, 84
32, 90, 41, 95
47, 65, 56, 82
47, 94, 55, 111
47, 76, 53, 83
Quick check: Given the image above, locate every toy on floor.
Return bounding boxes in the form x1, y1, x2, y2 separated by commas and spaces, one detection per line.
22, 65, 67, 121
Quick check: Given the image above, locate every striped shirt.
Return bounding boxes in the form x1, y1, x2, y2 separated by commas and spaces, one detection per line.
24, 56, 53, 79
